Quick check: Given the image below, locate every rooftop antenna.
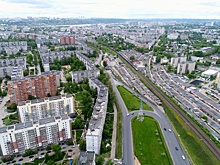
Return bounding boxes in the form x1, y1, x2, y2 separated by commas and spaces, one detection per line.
137, 100, 144, 122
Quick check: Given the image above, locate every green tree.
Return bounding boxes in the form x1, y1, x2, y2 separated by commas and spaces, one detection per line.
79, 140, 86, 151
96, 155, 105, 165
47, 159, 55, 165
106, 159, 114, 165
156, 56, 161, 63
216, 59, 220, 65
103, 61, 108, 67
11, 103, 17, 111
130, 55, 135, 61
23, 70, 29, 76
51, 144, 61, 153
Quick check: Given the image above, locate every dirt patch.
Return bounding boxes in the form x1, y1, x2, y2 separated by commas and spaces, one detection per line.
134, 155, 141, 165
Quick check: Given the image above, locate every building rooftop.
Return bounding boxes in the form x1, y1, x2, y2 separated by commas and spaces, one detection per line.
77, 151, 95, 165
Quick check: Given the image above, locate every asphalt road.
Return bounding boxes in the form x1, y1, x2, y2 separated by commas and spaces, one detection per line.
110, 74, 190, 165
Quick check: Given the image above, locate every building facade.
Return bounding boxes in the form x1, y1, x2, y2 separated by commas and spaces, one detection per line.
18, 94, 74, 122
60, 36, 75, 45
170, 56, 187, 67
74, 53, 108, 155
0, 114, 72, 156
71, 70, 100, 83
86, 78, 108, 155
216, 72, 220, 90
7, 71, 60, 104
0, 41, 27, 55
177, 61, 196, 74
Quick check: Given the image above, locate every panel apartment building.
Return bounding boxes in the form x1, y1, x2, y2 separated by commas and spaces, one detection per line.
18, 94, 74, 122
72, 53, 108, 155
7, 71, 60, 104
86, 78, 108, 155
0, 114, 72, 156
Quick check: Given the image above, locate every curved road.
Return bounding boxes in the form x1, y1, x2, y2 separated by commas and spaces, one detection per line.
110, 75, 190, 165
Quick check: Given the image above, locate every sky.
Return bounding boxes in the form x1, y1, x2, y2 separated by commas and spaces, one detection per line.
1, 0, 220, 19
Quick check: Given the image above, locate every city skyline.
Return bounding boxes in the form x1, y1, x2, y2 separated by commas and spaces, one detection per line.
0, 0, 220, 19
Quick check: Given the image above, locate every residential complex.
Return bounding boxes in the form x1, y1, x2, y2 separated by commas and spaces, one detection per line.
0, 57, 26, 78
71, 70, 100, 83
177, 61, 196, 74
72, 53, 108, 155
0, 41, 27, 55
7, 71, 60, 104
77, 151, 95, 165
60, 36, 75, 45
17, 94, 74, 122
0, 114, 72, 156
86, 78, 108, 155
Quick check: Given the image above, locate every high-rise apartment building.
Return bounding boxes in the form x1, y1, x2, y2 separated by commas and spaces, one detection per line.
18, 94, 74, 122
7, 71, 60, 104
60, 36, 75, 45
0, 114, 72, 156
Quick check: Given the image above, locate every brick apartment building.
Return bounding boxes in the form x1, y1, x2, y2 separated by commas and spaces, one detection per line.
7, 71, 60, 104
60, 35, 75, 45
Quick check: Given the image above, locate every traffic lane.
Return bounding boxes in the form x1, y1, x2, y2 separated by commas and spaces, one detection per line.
110, 77, 134, 165
128, 111, 190, 165
118, 81, 189, 164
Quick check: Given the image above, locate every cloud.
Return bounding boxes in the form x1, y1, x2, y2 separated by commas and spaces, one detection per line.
0, 0, 220, 19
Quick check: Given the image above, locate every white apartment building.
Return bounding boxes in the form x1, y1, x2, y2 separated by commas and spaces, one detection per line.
0, 114, 72, 156
71, 69, 100, 83
74, 53, 108, 155
177, 61, 196, 74
170, 56, 187, 67
86, 78, 108, 155
18, 94, 74, 123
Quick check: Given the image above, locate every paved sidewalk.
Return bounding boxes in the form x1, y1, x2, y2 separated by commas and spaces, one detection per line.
111, 104, 117, 160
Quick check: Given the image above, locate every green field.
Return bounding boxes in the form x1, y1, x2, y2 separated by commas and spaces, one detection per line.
132, 116, 172, 165
117, 86, 153, 111
115, 101, 123, 159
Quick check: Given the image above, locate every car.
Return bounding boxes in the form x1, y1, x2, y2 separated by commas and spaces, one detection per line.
175, 147, 178, 151
71, 145, 75, 148
168, 129, 172, 132
164, 128, 166, 131
127, 113, 130, 116
182, 155, 185, 160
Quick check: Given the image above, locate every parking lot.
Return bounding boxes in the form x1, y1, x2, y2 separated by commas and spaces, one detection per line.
2, 145, 79, 165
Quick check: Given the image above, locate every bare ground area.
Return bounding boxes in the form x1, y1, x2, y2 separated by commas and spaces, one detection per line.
134, 156, 141, 165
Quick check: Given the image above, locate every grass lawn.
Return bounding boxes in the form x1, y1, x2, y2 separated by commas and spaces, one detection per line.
132, 116, 172, 165
115, 102, 122, 159
117, 86, 153, 111
3, 118, 11, 125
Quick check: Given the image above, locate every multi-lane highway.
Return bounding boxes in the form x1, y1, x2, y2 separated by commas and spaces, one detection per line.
116, 51, 220, 161
110, 75, 190, 165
